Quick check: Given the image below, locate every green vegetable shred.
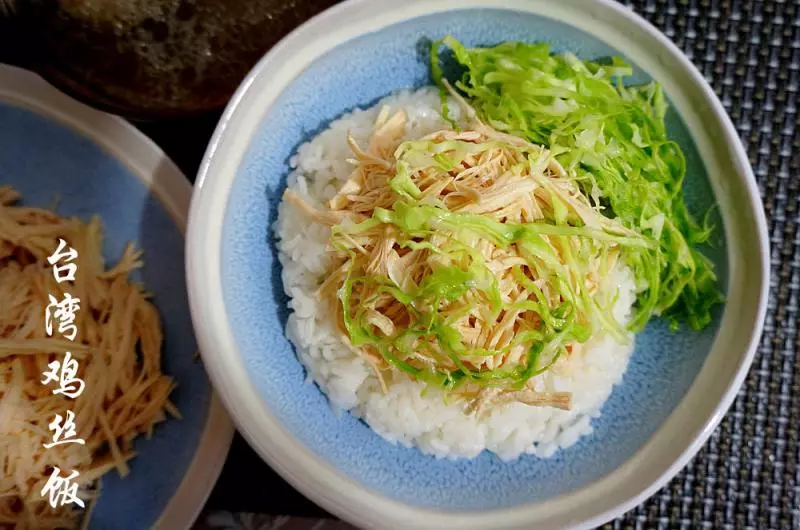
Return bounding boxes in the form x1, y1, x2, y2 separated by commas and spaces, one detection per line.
431, 36, 723, 331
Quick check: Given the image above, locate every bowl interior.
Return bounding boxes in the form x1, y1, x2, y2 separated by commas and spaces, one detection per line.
220, 8, 727, 510
0, 103, 212, 528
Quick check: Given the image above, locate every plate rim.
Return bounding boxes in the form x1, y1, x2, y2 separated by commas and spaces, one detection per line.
186, 0, 770, 529
0, 63, 235, 530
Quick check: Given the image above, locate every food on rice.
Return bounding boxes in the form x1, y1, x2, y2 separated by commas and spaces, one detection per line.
275, 38, 720, 460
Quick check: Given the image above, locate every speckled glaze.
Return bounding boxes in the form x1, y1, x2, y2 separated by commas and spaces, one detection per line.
222, 9, 723, 510
187, 1, 768, 528
0, 65, 232, 530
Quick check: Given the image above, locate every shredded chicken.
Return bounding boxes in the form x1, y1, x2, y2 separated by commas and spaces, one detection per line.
283, 97, 632, 414
466, 389, 572, 417
0, 188, 176, 529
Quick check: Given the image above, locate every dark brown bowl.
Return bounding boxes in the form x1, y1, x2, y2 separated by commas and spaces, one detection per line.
1, 0, 340, 121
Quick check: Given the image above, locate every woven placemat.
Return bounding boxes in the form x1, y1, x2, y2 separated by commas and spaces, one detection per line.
193, 1, 799, 529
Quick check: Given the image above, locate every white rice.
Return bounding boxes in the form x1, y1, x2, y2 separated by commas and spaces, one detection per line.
275, 87, 637, 461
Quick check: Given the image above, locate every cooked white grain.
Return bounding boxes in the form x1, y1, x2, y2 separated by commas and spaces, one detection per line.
275, 87, 636, 461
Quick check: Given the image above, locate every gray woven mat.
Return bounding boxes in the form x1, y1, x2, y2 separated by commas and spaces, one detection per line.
606, 1, 799, 529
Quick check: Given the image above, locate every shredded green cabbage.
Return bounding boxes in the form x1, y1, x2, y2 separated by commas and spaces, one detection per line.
431, 36, 723, 331
331, 134, 646, 392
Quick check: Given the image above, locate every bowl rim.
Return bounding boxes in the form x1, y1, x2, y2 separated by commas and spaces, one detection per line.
186, 0, 770, 528
0, 63, 235, 530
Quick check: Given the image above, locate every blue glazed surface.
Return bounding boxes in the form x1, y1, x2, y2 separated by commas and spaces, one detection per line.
0, 104, 211, 529
221, 9, 728, 510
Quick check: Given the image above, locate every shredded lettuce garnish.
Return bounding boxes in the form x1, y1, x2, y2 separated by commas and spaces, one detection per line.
431, 36, 723, 331
294, 41, 725, 401
325, 131, 647, 394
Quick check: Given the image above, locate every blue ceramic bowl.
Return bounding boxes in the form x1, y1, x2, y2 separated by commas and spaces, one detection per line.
0, 65, 232, 530
187, 1, 768, 528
